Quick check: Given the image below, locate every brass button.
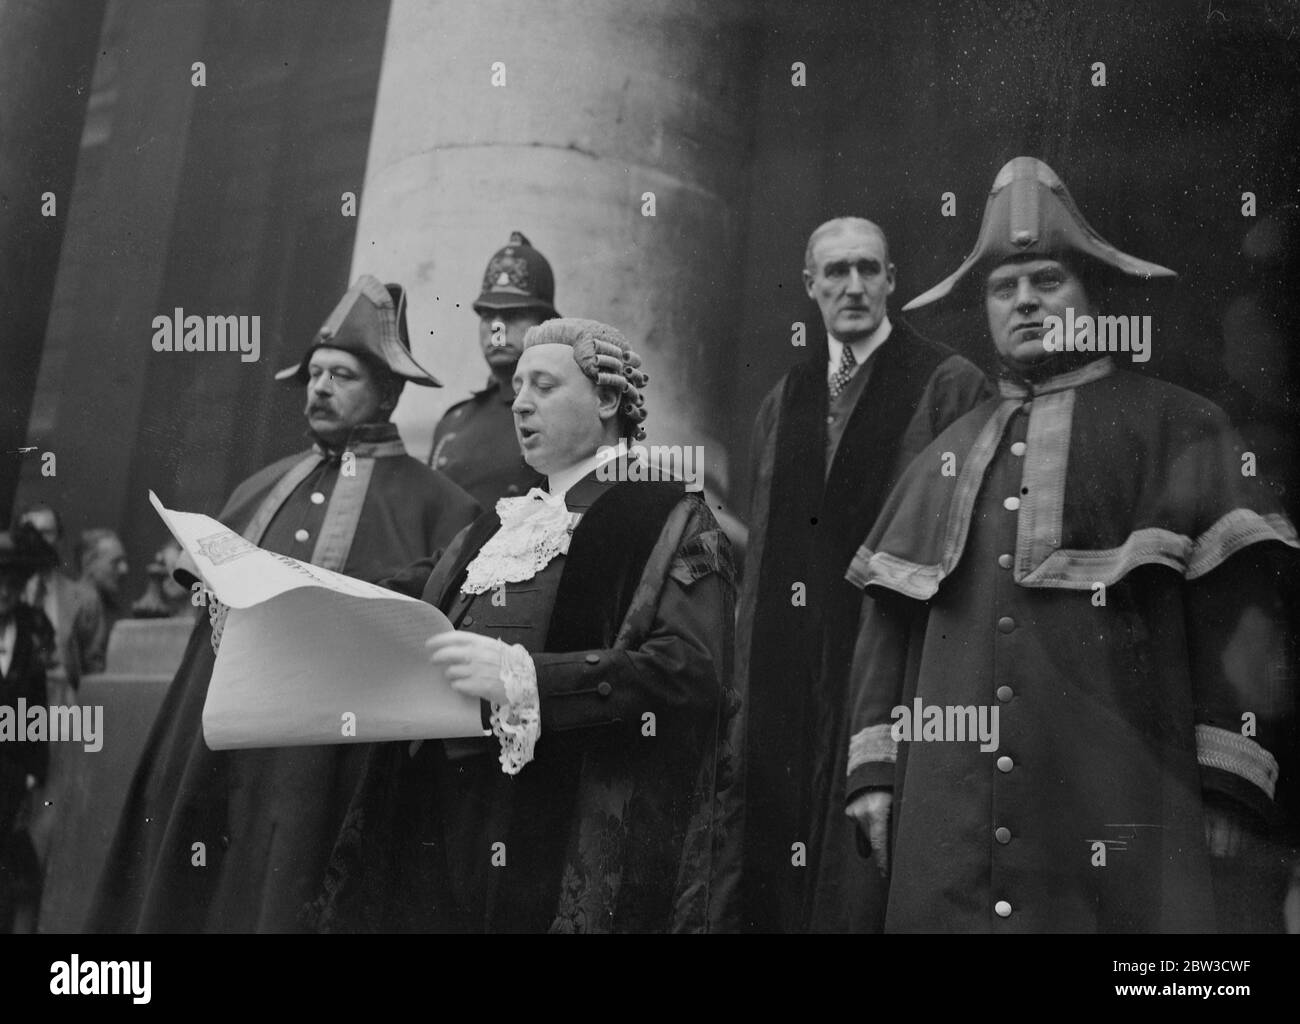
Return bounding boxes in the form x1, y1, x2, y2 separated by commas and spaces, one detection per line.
294, 528, 310, 543
997, 553, 1013, 569
995, 900, 1012, 918
997, 616, 1015, 633
596, 681, 612, 697
437, 457, 449, 468
997, 756, 1014, 773
584, 653, 600, 665
996, 685, 1014, 702
995, 826, 1011, 844
1010, 441, 1026, 457
826, 415, 835, 426
462, 615, 474, 627
1003, 496, 1020, 511
310, 491, 325, 505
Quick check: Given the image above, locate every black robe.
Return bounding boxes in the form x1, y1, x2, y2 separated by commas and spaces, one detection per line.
307, 471, 742, 933
736, 320, 990, 932
1, 605, 50, 931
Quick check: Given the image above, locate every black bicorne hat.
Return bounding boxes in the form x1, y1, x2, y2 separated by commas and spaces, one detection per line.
276, 275, 441, 387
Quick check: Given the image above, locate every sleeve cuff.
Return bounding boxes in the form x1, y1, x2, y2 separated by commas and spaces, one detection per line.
207, 595, 229, 656
490, 643, 541, 775
1195, 723, 1278, 801
847, 723, 897, 797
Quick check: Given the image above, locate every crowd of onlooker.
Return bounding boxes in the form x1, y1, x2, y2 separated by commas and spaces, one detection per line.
0, 503, 190, 932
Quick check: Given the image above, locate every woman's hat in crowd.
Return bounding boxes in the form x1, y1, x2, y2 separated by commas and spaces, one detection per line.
0, 523, 58, 579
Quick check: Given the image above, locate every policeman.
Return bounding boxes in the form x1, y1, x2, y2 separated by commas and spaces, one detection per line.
428, 231, 560, 507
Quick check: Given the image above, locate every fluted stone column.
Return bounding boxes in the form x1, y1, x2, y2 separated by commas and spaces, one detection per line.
351, 0, 755, 493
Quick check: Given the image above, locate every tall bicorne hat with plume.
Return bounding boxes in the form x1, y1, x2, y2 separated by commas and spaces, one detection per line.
521, 317, 649, 441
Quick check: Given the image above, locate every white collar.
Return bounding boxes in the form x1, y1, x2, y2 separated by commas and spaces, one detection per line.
827, 316, 892, 378
546, 438, 628, 500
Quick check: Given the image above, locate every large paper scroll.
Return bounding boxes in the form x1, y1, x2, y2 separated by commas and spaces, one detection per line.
150, 491, 487, 750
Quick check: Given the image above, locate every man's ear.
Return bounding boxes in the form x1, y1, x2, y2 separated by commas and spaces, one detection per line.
378, 373, 403, 415
802, 268, 816, 299
595, 384, 622, 423
886, 262, 897, 295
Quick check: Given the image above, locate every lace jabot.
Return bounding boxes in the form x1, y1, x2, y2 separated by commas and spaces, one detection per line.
461, 488, 577, 595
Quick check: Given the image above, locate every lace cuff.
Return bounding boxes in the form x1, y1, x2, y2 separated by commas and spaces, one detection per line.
208, 594, 229, 656
490, 643, 541, 775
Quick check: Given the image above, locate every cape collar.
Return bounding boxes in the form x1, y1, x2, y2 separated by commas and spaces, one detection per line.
307, 421, 406, 460
997, 356, 1114, 400
848, 365, 1298, 597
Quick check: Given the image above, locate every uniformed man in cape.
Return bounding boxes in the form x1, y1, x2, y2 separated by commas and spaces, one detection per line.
307, 317, 743, 933
427, 231, 559, 507
845, 157, 1299, 932
737, 217, 990, 933
88, 276, 479, 933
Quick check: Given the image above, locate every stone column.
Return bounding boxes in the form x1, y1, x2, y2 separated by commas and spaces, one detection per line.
0, 0, 106, 523
351, 0, 756, 496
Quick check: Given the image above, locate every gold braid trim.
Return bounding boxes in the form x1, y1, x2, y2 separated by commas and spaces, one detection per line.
848, 723, 897, 776
1195, 723, 1278, 800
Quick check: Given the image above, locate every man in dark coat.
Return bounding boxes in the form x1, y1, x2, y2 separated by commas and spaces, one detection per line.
0, 524, 57, 932
308, 317, 742, 933
737, 217, 990, 932
88, 276, 479, 933
19, 503, 102, 692
428, 232, 560, 507
846, 157, 1299, 932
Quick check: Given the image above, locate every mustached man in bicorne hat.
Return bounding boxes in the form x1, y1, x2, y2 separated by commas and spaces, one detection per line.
306, 317, 744, 933
845, 157, 1299, 932
427, 232, 560, 508
89, 277, 480, 933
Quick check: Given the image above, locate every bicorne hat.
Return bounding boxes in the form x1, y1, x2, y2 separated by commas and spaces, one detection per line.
903, 157, 1177, 311
275, 275, 441, 387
